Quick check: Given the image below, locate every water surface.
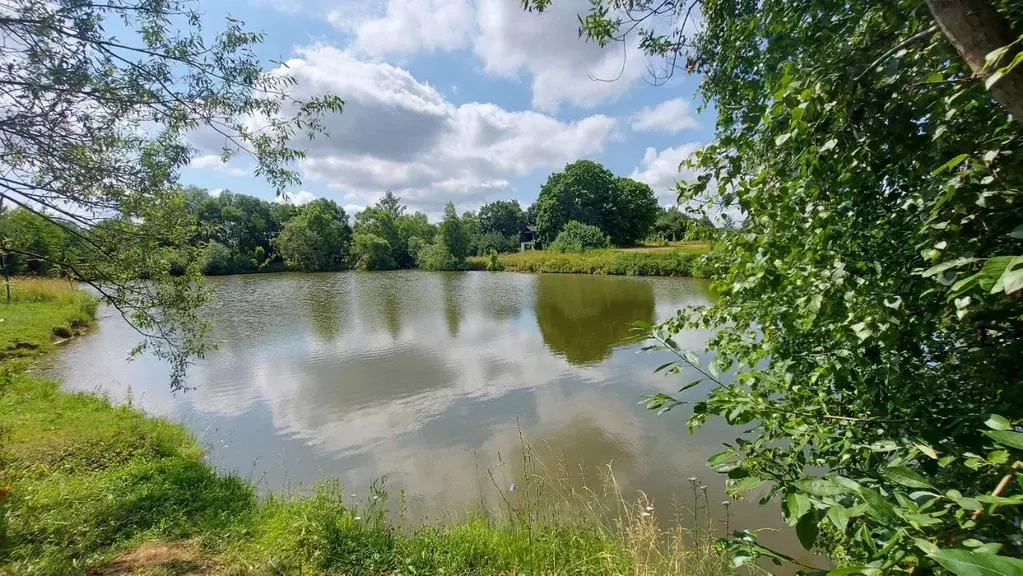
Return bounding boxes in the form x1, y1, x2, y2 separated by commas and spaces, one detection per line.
48, 271, 801, 557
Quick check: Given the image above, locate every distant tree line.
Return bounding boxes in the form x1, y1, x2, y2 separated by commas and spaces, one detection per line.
1, 160, 719, 278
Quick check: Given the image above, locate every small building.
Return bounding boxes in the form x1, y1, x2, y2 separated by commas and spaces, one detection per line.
520, 225, 537, 251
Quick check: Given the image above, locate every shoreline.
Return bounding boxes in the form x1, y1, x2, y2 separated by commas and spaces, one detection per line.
0, 278, 726, 575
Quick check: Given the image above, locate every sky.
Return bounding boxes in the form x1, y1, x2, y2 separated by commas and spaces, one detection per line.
179, 0, 713, 219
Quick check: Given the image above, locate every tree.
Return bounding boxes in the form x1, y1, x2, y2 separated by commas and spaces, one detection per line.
610, 177, 659, 245
534, 160, 615, 244
0, 0, 343, 387
527, 0, 1023, 571
534, 161, 659, 245
653, 207, 692, 241
274, 199, 352, 272
353, 233, 396, 271
479, 200, 527, 238
438, 203, 470, 264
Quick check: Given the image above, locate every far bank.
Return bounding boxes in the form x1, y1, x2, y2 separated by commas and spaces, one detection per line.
467, 244, 711, 277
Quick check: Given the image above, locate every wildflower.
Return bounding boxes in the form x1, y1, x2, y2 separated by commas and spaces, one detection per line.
508, 483, 516, 492
721, 501, 730, 507
354, 516, 362, 521
645, 505, 654, 512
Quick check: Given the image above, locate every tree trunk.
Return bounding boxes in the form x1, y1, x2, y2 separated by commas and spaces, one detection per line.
925, 0, 1023, 122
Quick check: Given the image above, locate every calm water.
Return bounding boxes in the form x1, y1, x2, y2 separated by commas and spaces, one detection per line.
46, 271, 801, 558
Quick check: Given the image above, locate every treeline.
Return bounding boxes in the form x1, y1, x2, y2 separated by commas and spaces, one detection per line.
192, 188, 531, 274
0, 160, 721, 278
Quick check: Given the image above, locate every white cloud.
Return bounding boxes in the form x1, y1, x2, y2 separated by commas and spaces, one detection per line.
189, 154, 247, 176
208, 188, 225, 198
273, 45, 616, 214
474, 0, 647, 111
276, 190, 317, 206
344, 204, 366, 215
329, 0, 475, 57
631, 98, 698, 133
629, 144, 702, 205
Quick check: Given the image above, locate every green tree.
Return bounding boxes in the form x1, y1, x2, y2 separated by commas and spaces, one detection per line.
438, 203, 470, 264
479, 200, 527, 238
611, 178, 659, 245
534, 161, 659, 245
534, 160, 616, 244
653, 207, 692, 241
274, 199, 352, 272
529, 0, 1023, 571
0, 0, 342, 387
354, 233, 397, 271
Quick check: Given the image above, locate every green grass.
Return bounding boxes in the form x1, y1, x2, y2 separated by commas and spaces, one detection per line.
0, 278, 728, 576
467, 244, 712, 277
0, 278, 97, 355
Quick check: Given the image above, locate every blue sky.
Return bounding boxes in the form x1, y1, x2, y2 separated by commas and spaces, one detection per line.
180, 0, 713, 219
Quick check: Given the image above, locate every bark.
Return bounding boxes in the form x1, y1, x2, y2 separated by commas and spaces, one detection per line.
925, 0, 1023, 122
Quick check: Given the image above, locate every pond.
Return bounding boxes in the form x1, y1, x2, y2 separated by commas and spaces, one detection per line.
46, 270, 803, 560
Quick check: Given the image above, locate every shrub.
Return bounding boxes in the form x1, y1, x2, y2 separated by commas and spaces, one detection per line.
486, 249, 504, 272
416, 241, 466, 271
547, 221, 608, 253
203, 241, 235, 275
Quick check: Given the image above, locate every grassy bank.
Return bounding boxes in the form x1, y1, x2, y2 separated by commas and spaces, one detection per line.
0, 278, 727, 575
467, 244, 711, 277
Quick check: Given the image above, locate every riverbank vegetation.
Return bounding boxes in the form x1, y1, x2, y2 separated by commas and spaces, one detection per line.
529, 0, 1023, 573
0, 279, 729, 575
469, 244, 711, 277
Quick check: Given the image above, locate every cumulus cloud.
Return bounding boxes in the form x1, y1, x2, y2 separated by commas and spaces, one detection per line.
631, 98, 699, 133
208, 188, 225, 198
474, 0, 648, 111
329, 0, 475, 57
629, 144, 702, 204
268, 45, 616, 214
276, 190, 317, 206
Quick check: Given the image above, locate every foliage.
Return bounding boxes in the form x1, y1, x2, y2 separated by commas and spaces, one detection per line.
469, 245, 711, 277
473, 232, 521, 255
534, 160, 659, 246
479, 200, 528, 239
274, 199, 353, 272
355, 194, 437, 268
203, 241, 236, 276
0, 0, 343, 389
353, 234, 396, 271
653, 207, 693, 242
437, 202, 470, 264
528, 0, 1023, 571
486, 249, 505, 272
547, 221, 610, 253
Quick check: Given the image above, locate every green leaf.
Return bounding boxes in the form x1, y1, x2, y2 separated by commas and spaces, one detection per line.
1009, 224, 1023, 239
914, 440, 940, 460
683, 349, 700, 367
922, 258, 980, 278
707, 449, 734, 467
883, 466, 934, 490
933, 154, 969, 175
985, 415, 1012, 431
775, 133, 792, 146
857, 486, 900, 526
984, 430, 1023, 450
784, 492, 812, 525
827, 505, 850, 532
930, 548, 1023, 576
795, 477, 851, 497
819, 138, 838, 152
796, 510, 820, 550
729, 476, 766, 493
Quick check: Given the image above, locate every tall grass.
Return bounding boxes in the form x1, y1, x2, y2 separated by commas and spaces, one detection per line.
468, 246, 712, 277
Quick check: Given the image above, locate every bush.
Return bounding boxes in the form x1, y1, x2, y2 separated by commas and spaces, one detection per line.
547, 221, 608, 253
486, 249, 504, 272
472, 232, 518, 256
203, 241, 235, 275
354, 234, 397, 271
416, 241, 466, 271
